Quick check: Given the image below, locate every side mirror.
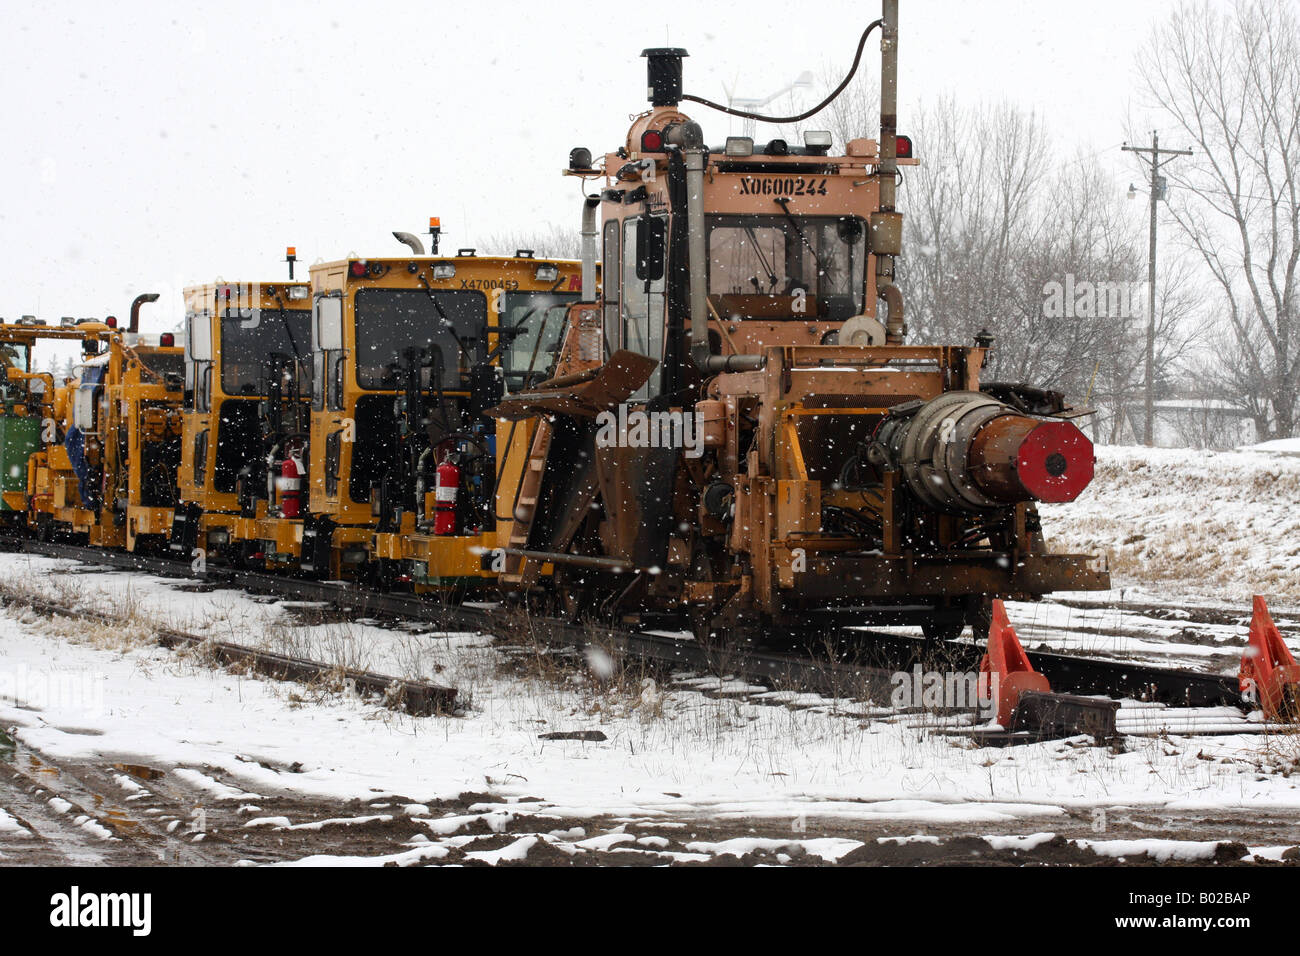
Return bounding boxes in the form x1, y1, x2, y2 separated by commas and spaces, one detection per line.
314, 295, 343, 351
635, 216, 666, 282
186, 313, 213, 362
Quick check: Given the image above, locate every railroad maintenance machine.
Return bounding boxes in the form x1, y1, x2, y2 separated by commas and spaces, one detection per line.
297, 240, 584, 587
166, 235, 586, 586
9, 299, 183, 552
169, 275, 313, 567
0, 4, 1108, 652
490, 0, 1108, 645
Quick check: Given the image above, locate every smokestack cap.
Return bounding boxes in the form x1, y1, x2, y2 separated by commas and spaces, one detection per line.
641, 48, 688, 107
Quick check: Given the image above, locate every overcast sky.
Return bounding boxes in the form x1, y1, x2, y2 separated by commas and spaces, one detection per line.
0, 0, 1204, 330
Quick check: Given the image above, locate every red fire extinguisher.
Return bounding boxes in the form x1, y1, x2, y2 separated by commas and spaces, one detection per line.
278, 455, 303, 518
434, 457, 459, 536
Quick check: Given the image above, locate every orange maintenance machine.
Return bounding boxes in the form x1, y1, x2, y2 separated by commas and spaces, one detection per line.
483, 6, 1107, 642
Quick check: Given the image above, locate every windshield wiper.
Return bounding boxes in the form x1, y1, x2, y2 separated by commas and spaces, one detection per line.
485, 305, 540, 363
774, 197, 831, 288
271, 296, 305, 359
742, 224, 779, 291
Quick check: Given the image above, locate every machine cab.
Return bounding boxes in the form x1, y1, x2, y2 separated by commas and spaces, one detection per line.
302, 251, 582, 574
171, 280, 310, 559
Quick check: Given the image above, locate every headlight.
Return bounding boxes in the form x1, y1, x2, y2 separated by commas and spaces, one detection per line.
725, 136, 754, 157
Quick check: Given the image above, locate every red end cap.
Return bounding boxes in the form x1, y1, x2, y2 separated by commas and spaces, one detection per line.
1015, 420, 1094, 503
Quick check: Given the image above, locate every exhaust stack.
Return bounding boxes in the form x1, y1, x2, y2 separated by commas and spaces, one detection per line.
393, 231, 426, 255
580, 195, 599, 301
129, 293, 160, 334
642, 48, 688, 107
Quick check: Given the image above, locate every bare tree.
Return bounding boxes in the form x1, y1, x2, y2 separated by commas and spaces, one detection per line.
893, 98, 1200, 440
899, 98, 1051, 347
477, 222, 582, 260
1138, 0, 1300, 438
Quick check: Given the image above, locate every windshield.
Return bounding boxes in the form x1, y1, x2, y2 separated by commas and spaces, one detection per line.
353, 288, 486, 390
0, 342, 30, 372
138, 349, 183, 380
500, 291, 578, 389
706, 214, 866, 320
220, 308, 311, 396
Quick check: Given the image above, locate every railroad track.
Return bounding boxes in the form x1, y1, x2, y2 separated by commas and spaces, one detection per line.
5, 539, 1279, 744
0, 574, 456, 718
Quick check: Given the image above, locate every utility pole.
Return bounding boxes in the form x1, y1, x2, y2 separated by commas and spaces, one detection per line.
1122, 132, 1192, 446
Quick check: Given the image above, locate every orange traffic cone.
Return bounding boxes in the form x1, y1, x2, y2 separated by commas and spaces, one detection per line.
1239, 595, 1300, 720
979, 599, 1051, 727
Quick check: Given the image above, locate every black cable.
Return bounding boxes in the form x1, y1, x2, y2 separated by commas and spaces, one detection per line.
681, 20, 883, 124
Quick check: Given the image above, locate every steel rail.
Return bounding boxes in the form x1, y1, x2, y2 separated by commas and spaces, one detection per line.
0, 561, 457, 716
11, 539, 1252, 735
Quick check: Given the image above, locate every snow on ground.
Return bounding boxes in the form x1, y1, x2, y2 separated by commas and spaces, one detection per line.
0, 807, 30, 836
1, 443, 1299, 860
1242, 437, 1300, 457
3, 552, 1300, 850
1040, 444, 1300, 606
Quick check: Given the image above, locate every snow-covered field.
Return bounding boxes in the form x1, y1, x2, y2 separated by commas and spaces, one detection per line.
1, 557, 1299, 863
1041, 444, 1300, 606
2, 444, 1300, 864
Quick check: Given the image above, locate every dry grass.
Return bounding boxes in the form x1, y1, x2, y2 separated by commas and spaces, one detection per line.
0, 563, 469, 718
1042, 447, 1300, 602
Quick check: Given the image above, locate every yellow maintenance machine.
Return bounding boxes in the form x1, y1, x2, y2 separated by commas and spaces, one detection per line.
19, 295, 184, 550
299, 231, 583, 586
169, 275, 312, 566
0, 318, 104, 531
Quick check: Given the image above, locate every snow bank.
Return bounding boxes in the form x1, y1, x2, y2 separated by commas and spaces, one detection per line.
1076, 838, 1224, 862
0, 808, 31, 837
1040, 445, 1300, 602
1241, 437, 1300, 456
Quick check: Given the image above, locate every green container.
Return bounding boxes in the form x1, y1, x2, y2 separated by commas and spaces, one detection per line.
0, 416, 39, 510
